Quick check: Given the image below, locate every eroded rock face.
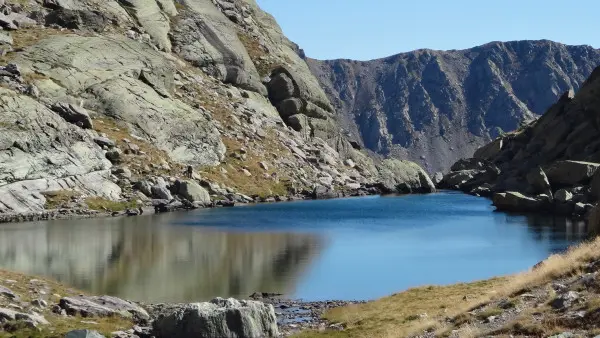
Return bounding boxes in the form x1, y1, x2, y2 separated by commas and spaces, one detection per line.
171, 2, 266, 94
308, 41, 600, 172
14, 34, 226, 167
152, 298, 278, 338
0, 88, 120, 213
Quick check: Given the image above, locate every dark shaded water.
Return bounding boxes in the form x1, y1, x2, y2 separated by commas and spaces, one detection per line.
0, 192, 596, 302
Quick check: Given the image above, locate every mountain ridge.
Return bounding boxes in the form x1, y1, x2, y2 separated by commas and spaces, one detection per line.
307, 39, 600, 172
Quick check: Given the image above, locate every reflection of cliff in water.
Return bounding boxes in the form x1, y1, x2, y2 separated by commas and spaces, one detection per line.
493, 212, 596, 251
0, 212, 325, 303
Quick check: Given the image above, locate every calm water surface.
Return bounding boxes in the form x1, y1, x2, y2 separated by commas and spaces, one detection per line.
0, 192, 596, 302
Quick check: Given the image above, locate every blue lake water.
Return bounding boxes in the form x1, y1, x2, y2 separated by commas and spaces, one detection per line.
0, 192, 595, 302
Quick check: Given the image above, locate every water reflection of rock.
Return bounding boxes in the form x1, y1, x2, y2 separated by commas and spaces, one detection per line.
0, 213, 324, 303
494, 212, 594, 244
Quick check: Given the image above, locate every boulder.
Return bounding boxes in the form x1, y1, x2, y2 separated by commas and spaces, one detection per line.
492, 192, 547, 213
550, 291, 579, 309
152, 298, 279, 338
287, 114, 311, 133
450, 158, 497, 172
545, 161, 600, 186
312, 185, 339, 199
590, 169, 600, 201
526, 167, 552, 197
0, 285, 18, 300
277, 98, 302, 119
65, 330, 106, 338
105, 149, 122, 164
50, 102, 94, 129
151, 184, 173, 201
587, 204, 600, 227
433, 172, 444, 185
176, 180, 211, 205
0, 307, 48, 325
377, 159, 436, 194
473, 137, 504, 160
268, 73, 295, 103
555, 189, 573, 203
93, 137, 116, 148
440, 158, 500, 191
59, 296, 149, 320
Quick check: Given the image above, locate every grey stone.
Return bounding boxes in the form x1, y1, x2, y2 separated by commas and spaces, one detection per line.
0, 307, 48, 325
548, 333, 574, 338
59, 296, 149, 320
551, 291, 579, 309
151, 184, 173, 201
105, 149, 122, 164
555, 189, 573, 203
65, 329, 106, 338
433, 172, 444, 185
546, 161, 600, 186
152, 298, 278, 338
51, 102, 94, 129
492, 192, 546, 213
0, 285, 18, 300
176, 180, 210, 204
93, 137, 116, 148
527, 167, 552, 196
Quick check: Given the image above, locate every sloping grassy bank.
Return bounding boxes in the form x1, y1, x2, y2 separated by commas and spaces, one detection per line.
298, 236, 600, 337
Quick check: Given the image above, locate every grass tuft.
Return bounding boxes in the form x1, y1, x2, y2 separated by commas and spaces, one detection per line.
85, 197, 137, 212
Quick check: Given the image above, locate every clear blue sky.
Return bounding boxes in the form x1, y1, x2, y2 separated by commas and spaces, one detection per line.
256, 0, 599, 61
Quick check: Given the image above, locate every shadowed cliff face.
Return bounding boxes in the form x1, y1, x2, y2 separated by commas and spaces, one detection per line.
0, 213, 323, 302
307, 40, 600, 172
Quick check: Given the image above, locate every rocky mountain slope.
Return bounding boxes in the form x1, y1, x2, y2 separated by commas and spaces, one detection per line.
307, 41, 600, 172
0, 0, 436, 219
440, 64, 600, 218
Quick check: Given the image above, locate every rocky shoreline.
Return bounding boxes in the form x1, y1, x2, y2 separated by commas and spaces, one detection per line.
0, 268, 361, 337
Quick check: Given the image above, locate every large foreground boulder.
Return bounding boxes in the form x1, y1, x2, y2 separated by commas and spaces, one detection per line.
152, 298, 278, 338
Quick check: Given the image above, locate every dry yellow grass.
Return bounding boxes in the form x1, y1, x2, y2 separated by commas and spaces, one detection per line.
93, 117, 184, 178
41, 190, 80, 209
200, 135, 292, 198
297, 236, 600, 338
295, 278, 505, 338
85, 197, 137, 212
